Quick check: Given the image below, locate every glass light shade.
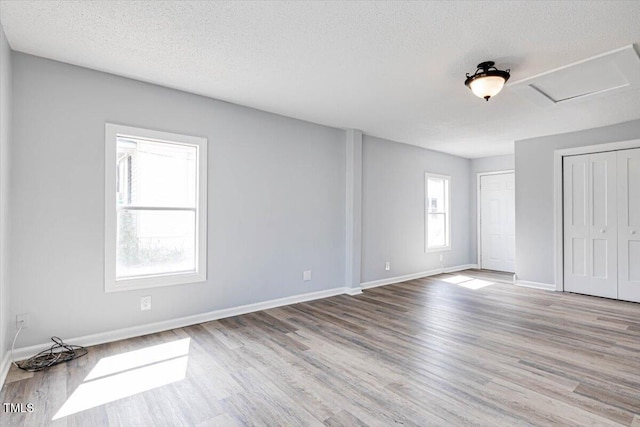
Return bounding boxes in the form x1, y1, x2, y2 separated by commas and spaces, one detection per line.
468, 76, 506, 100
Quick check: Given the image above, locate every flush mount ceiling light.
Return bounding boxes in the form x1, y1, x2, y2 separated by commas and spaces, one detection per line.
464, 61, 511, 101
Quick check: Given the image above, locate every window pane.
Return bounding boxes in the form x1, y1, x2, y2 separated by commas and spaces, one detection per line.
427, 213, 446, 247
117, 138, 197, 208
427, 178, 445, 213
117, 209, 196, 279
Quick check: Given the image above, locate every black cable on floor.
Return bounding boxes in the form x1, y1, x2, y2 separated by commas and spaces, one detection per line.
12, 327, 88, 372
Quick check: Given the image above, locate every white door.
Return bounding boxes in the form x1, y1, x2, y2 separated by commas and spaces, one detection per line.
563, 152, 617, 298
480, 172, 515, 272
617, 148, 640, 302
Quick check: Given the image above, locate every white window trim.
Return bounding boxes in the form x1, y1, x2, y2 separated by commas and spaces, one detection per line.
425, 172, 451, 253
104, 123, 208, 293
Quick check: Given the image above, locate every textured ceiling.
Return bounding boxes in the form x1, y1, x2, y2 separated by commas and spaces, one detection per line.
1, 1, 640, 158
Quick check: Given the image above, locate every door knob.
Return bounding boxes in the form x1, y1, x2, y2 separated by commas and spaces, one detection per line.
632, 230, 637, 235
600, 229, 605, 234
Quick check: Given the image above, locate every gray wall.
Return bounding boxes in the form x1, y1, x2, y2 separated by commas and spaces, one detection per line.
11, 53, 346, 347
514, 119, 640, 285
0, 24, 12, 364
361, 136, 472, 283
469, 155, 515, 264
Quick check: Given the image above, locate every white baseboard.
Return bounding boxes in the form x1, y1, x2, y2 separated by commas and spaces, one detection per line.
8, 286, 355, 363
360, 264, 478, 290
0, 351, 11, 389
514, 280, 556, 291
444, 264, 478, 273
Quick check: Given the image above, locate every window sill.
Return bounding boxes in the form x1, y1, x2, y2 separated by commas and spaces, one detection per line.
105, 271, 206, 293
425, 246, 452, 253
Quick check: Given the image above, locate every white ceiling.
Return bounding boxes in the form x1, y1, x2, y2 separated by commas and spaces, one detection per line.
1, 1, 640, 158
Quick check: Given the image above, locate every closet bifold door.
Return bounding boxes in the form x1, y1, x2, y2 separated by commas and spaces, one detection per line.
617, 148, 640, 302
563, 152, 617, 298
564, 155, 590, 295
589, 152, 618, 298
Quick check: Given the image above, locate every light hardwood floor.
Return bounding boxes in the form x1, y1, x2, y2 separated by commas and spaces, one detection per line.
2, 270, 639, 426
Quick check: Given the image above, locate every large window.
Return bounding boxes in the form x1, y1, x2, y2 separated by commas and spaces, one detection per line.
105, 124, 207, 292
425, 173, 450, 252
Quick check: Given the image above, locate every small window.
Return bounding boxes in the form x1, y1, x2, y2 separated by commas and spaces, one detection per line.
425, 173, 450, 252
105, 124, 207, 292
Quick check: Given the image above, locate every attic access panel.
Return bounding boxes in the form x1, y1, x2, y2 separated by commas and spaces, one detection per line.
510, 45, 640, 106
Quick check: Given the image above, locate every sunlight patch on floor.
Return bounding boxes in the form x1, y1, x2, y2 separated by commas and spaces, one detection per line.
53, 338, 190, 420
441, 275, 495, 290
441, 275, 472, 284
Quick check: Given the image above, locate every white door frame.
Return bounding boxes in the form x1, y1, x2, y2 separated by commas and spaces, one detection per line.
553, 138, 640, 292
477, 169, 515, 269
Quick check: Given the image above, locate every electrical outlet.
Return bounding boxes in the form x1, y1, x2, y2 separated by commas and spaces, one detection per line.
140, 296, 152, 311
16, 313, 29, 329
385, 262, 390, 271
303, 270, 312, 281
439, 254, 443, 262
